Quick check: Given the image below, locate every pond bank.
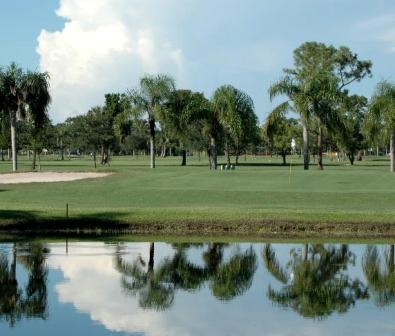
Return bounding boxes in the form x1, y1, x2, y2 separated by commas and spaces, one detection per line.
1, 217, 395, 238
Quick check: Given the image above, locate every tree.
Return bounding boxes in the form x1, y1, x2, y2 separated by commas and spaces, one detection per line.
336, 95, 367, 165
365, 81, 395, 172
161, 89, 207, 166
0, 64, 51, 171
212, 85, 257, 166
269, 42, 371, 170
99, 93, 130, 164
129, 74, 175, 168
263, 108, 300, 165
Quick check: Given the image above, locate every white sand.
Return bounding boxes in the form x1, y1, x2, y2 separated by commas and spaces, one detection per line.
0, 172, 112, 184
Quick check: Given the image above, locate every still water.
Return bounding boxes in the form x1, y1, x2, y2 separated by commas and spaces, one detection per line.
0, 240, 395, 335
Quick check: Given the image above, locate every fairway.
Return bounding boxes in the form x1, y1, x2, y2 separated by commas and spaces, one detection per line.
0, 155, 394, 229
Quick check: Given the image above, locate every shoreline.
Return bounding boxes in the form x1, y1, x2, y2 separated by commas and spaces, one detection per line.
1, 217, 395, 239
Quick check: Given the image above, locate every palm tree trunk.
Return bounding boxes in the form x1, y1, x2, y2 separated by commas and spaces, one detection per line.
302, 123, 309, 170
390, 245, 395, 273
282, 153, 286, 166
38, 152, 41, 171
390, 131, 395, 173
209, 136, 217, 170
10, 113, 17, 172
149, 119, 156, 169
317, 123, 323, 170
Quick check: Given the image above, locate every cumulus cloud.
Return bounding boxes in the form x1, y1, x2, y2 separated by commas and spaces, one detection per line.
37, 0, 186, 122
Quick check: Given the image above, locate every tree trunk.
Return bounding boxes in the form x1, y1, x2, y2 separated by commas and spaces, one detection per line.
149, 119, 155, 169
38, 152, 41, 171
348, 153, 355, 165
181, 149, 187, 166
282, 153, 286, 166
10, 113, 17, 172
32, 148, 37, 170
302, 123, 309, 170
60, 139, 64, 161
93, 151, 97, 168
390, 131, 395, 173
209, 136, 217, 170
316, 123, 323, 170
7, 148, 10, 161
0, 149, 3, 161
390, 245, 395, 273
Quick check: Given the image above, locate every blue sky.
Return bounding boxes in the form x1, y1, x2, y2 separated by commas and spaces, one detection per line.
1, 0, 394, 123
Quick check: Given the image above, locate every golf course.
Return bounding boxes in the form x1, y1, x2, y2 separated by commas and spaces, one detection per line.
0, 154, 394, 237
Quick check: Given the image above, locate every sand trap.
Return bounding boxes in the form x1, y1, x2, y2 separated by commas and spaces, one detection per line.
0, 172, 112, 184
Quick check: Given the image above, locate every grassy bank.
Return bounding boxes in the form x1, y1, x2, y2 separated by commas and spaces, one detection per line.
0, 154, 394, 237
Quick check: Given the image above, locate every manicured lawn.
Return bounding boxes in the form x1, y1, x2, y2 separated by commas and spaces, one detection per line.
0, 154, 394, 226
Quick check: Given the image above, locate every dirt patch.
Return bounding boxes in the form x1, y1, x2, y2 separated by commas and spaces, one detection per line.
0, 172, 112, 184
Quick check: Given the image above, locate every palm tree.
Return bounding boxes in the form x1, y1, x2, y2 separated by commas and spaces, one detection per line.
263, 244, 368, 318
114, 243, 174, 311
212, 85, 257, 166
269, 77, 312, 170
129, 74, 175, 168
362, 245, 395, 306
365, 81, 395, 172
0, 64, 51, 171
161, 90, 206, 166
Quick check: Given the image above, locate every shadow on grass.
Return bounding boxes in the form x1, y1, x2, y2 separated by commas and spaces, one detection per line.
0, 209, 131, 236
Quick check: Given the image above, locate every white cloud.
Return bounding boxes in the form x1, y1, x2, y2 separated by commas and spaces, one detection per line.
37, 0, 186, 122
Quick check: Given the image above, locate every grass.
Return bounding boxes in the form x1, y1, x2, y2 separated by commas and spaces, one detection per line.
0, 153, 395, 236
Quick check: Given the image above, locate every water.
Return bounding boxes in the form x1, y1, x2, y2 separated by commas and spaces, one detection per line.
0, 240, 395, 335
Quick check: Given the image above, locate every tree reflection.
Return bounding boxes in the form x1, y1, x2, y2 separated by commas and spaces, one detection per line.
363, 245, 395, 307
114, 243, 258, 310
263, 244, 368, 319
114, 243, 174, 311
203, 244, 257, 301
0, 243, 49, 327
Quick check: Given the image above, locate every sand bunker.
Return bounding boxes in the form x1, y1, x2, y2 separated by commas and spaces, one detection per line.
0, 172, 112, 184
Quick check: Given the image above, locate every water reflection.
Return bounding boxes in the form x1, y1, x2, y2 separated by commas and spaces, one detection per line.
2, 241, 395, 335
0, 243, 48, 326
363, 244, 395, 307
263, 243, 368, 319
114, 243, 258, 310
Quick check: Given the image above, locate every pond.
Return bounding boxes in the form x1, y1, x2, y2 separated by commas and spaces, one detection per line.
0, 239, 395, 335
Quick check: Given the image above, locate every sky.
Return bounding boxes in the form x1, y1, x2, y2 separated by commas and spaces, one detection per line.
0, 0, 394, 123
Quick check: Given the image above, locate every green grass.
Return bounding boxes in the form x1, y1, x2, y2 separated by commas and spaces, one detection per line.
0, 154, 395, 230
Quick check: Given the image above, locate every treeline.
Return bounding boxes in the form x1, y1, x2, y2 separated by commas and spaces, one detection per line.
1, 41, 394, 172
